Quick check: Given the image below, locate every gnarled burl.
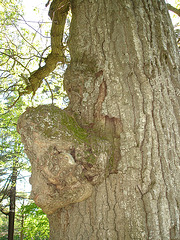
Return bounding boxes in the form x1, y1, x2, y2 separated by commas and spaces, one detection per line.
17, 105, 111, 214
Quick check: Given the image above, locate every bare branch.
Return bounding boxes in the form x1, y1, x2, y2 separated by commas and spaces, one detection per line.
0, 51, 31, 74
0, 208, 9, 216
45, 0, 52, 7
8, 2, 70, 108
0, 83, 20, 94
7, 96, 21, 109
17, 18, 51, 24
19, 15, 51, 39
167, 3, 180, 17
39, 45, 51, 67
12, 22, 41, 56
44, 78, 54, 104
5, 0, 70, 109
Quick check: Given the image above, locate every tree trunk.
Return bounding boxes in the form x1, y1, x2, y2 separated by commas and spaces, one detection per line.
17, 0, 180, 239
8, 165, 17, 240
50, 0, 180, 239
20, 200, 24, 240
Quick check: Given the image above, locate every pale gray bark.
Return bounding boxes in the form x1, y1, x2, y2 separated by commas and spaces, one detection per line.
57, 0, 180, 239
18, 0, 180, 239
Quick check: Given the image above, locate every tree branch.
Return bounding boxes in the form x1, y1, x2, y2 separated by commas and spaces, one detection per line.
8, 0, 70, 108
167, 3, 180, 17
0, 208, 9, 216
44, 78, 54, 104
19, 15, 51, 39
12, 22, 40, 55
0, 51, 31, 74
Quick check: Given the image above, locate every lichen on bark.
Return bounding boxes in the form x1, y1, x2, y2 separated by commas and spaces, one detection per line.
17, 105, 112, 214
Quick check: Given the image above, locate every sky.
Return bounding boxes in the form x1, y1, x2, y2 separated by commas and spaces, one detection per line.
23, 0, 49, 22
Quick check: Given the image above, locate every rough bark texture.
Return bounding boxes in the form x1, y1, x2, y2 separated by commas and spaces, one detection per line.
17, 105, 112, 214
17, 0, 180, 239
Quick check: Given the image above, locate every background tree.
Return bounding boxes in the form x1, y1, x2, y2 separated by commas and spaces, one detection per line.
17, 202, 49, 240
17, 0, 180, 240
0, 102, 26, 239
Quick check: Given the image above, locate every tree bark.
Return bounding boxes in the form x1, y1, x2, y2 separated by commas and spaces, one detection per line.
8, 165, 17, 240
17, 0, 180, 239
52, 0, 180, 239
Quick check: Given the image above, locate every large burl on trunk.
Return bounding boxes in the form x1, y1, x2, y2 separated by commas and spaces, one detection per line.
17, 0, 180, 239
17, 105, 112, 214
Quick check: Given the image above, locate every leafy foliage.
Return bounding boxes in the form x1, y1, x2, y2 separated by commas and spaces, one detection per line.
18, 202, 50, 239
0, 1, 53, 238
0, 0, 68, 108
0, 98, 28, 212
0, 201, 49, 239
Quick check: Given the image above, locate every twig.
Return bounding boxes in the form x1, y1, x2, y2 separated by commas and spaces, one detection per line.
0, 209, 9, 216
12, 22, 40, 56
44, 78, 54, 104
20, 15, 51, 39
17, 18, 51, 24
0, 51, 31, 74
8, 94, 22, 109
45, 0, 51, 7
39, 45, 51, 67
